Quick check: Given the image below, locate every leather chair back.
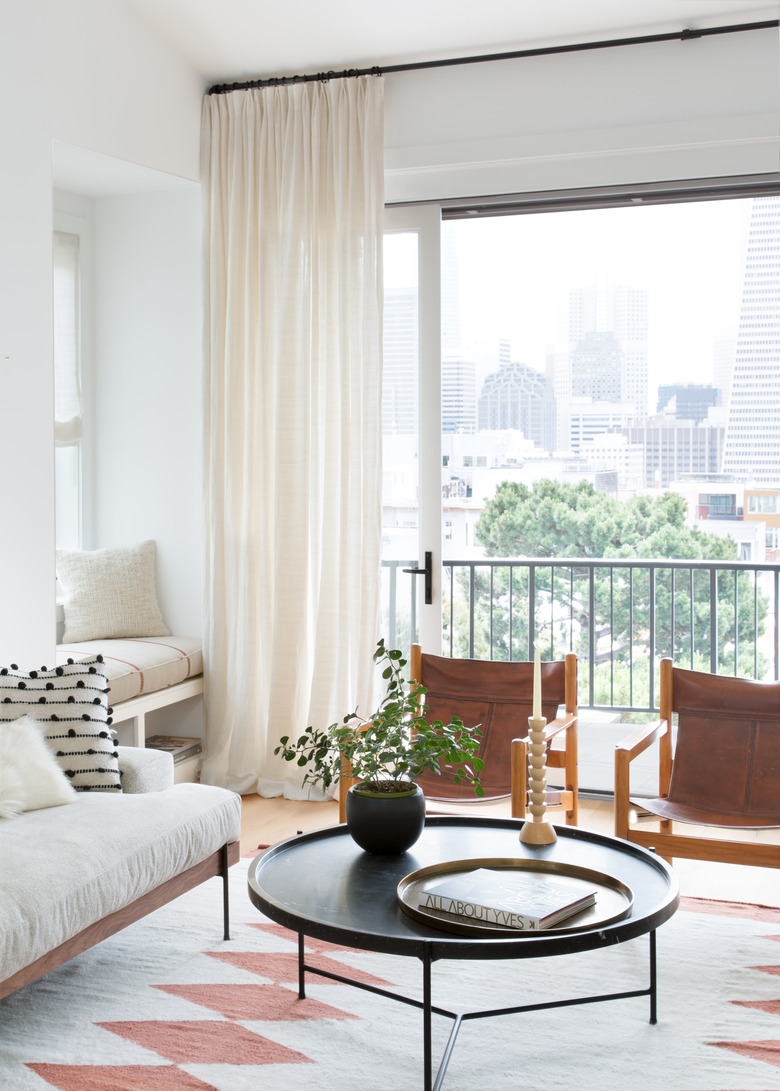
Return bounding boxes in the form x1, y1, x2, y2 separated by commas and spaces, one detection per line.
667, 666, 780, 825
414, 654, 567, 801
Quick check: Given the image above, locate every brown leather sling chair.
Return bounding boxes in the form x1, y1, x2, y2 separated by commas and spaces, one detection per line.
615, 657, 780, 867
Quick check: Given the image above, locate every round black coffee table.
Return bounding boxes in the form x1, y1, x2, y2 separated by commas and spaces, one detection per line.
248, 816, 679, 1090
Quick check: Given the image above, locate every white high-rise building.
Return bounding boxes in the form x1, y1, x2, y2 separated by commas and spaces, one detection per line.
553, 284, 648, 450
442, 357, 477, 433
441, 228, 462, 359
568, 398, 636, 456
383, 285, 418, 436
722, 197, 780, 485
614, 285, 649, 423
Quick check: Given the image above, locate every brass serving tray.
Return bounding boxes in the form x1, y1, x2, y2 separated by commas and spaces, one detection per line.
397, 857, 634, 938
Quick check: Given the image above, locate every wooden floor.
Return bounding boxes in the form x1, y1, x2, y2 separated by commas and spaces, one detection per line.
239, 793, 780, 908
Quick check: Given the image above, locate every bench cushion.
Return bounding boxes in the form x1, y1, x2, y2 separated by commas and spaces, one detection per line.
56, 637, 203, 706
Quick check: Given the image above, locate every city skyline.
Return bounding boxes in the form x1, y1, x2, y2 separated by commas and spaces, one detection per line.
381, 195, 777, 564
381, 198, 751, 409
445, 199, 750, 405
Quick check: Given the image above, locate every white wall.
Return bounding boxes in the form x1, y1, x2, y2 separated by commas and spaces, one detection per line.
90, 188, 203, 636
53, 179, 203, 640
0, 0, 204, 664
385, 29, 780, 202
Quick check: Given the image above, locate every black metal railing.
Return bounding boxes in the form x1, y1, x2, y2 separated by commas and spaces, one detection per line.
381, 557, 780, 714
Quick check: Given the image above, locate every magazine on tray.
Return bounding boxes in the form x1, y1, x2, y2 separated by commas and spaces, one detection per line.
418, 867, 597, 930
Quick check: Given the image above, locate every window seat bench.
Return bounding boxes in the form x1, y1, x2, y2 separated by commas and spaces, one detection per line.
56, 636, 203, 748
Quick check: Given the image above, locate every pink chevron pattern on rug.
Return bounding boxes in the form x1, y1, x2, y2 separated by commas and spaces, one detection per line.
25, 1069, 217, 1090
4, 863, 780, 1091
23, 921, 394, 1090
682, 895, 780, 1090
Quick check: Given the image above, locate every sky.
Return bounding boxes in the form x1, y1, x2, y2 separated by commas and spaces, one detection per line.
386, 196, 754, 409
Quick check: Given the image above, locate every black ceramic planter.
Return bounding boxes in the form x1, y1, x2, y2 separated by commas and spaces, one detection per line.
345, 782, 426, 854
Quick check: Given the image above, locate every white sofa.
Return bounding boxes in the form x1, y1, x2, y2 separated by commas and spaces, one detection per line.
0, 745, 241, 1000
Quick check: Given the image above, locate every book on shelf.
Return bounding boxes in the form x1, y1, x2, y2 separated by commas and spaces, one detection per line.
418, 867, 597, 931
145, 735, 202, 763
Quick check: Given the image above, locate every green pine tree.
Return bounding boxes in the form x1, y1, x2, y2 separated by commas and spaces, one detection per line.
446, 480, 769, 706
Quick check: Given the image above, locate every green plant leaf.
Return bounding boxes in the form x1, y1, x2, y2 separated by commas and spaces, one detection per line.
273, 638, 482, 796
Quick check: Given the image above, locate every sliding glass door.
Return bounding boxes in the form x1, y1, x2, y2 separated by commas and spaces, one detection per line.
382, 205, 442, 653
382, 188, 775, 676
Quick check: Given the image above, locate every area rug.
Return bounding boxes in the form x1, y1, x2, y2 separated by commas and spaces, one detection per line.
3, 854, 780, 1091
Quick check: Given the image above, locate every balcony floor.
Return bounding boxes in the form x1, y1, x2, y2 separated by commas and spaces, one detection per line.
578, 715, 659, 797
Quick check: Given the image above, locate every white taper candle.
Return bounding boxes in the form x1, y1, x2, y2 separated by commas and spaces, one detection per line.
533, 643, 541, 720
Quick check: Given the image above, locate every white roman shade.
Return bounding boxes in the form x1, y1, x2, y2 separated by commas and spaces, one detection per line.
53, 230, 82, 447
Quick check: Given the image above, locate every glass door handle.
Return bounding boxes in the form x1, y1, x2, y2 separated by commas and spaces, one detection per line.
403, 551, 433, 605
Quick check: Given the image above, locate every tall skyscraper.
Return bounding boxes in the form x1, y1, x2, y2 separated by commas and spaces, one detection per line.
442, 357, 477, 433
571, 332, 623, 402
722, 197, 780, 484
383, 285, 418, 435
441, 227, 462, 359
613, 286, 649, 423
477, 360, 556, 452
553, 284, 649, 449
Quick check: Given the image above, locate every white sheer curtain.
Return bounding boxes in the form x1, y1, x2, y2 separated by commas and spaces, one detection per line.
199, 75, 384, 796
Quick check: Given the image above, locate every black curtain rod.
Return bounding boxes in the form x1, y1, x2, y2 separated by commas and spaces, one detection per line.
207, 19, 778, 95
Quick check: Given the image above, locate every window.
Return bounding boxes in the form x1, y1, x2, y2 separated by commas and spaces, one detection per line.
748, 494, 779, 514
53, 230, 83, 551
438, 193, 779, 553
382, 186, 780, 654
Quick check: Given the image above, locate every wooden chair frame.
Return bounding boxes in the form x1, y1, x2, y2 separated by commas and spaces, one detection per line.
339, 648, 578, 825
615, 657, 780, 868
0, 841, 240, 1000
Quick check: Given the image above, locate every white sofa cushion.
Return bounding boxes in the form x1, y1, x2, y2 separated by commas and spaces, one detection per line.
56, 540, 170, 643
117, 744, 175, 794
0, 783, 241, 983
56, 637, 203, 705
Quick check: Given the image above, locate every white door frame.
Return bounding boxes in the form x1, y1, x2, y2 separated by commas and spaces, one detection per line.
384, 203, 442, 652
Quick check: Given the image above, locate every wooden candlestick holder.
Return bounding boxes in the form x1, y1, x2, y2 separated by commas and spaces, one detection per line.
518, 714, 558, 845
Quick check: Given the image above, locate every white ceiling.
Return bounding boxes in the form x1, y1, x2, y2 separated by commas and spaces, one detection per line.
123, 0, 779, 85
54, 1, 778, 197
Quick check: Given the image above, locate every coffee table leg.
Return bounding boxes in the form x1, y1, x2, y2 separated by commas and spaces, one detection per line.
649, 929, 657, 1024
298, 933, 306, 999
422, 947, 432, 1091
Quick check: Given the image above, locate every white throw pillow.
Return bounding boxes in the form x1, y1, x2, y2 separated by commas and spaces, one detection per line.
57, 540, 170, 643
0, 716, 77, 819
0, 656, 122, 793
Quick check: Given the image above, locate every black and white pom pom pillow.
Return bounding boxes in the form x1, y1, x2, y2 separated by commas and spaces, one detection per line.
0, 656, 120, 792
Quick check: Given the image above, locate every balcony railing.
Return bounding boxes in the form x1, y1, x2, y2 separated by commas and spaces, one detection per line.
382, 557, 780, 715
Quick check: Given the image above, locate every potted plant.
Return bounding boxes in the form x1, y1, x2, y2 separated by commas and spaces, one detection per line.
275, 639, 485, 853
